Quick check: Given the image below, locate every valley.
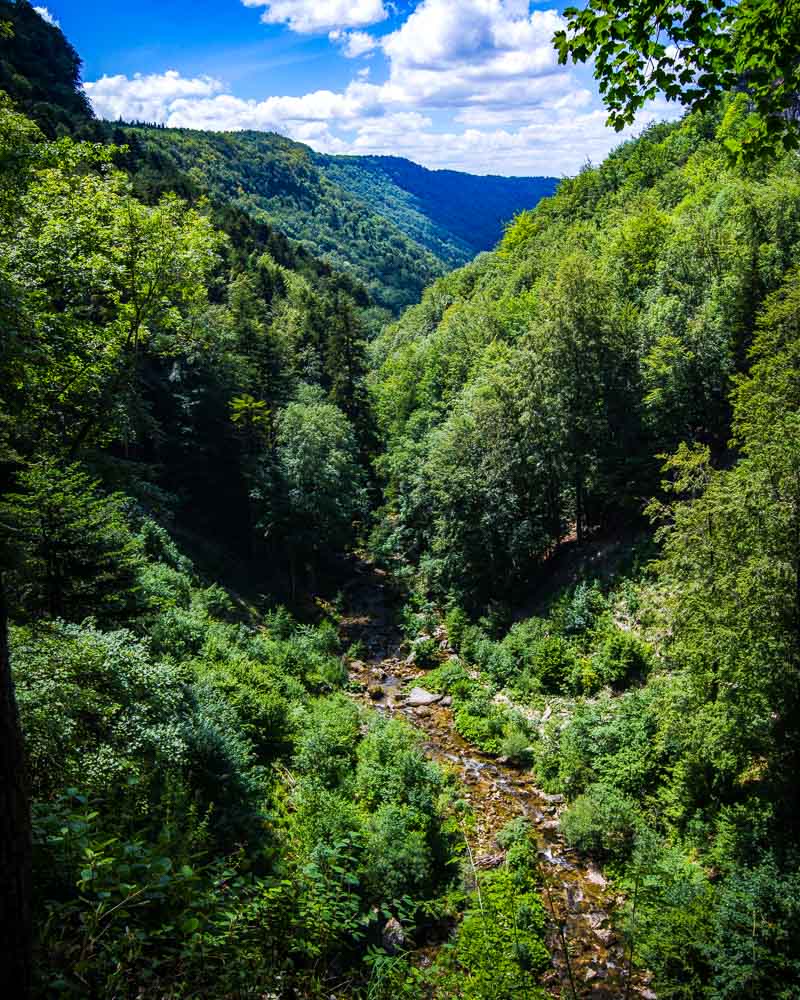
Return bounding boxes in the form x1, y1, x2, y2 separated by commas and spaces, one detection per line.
1, 1, 800, 998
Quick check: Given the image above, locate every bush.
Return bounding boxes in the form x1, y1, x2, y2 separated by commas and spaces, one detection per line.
584, 626, 652, 691
556, 580, 608, 636
447, 867, 549, 999
445, 606, 469, 651
453, 693, 507, 754
530, 634, 576, 692
411, 635, 439, 668
546, 690, 660, 799
560, 783, 641, 861
355, 717, 442, 816
500, 725, 533, 766
495, 817, 531, 851
362, 803, 434, 900
710, 858, 800, 1000
424, 659, 477, 697
292, 695, 361, 789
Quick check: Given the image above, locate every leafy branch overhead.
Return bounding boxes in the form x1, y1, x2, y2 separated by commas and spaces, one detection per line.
554, 0, 800, 159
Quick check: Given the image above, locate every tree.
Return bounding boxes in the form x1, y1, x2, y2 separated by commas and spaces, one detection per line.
0, 121, 221, 460
270, 387, 367, 589
649, 268, 800, 829
0, 462, 142, 622
554, 0, 800, 159
0, 567, 31, 998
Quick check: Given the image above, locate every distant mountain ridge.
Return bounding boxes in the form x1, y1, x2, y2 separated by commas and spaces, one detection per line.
0, 0, 559, 314
126, 127, 559, 312
318, 154, 559, 266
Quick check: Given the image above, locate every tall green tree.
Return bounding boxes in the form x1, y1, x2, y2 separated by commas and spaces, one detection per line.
0, 462, 142, 622
650, 267, 800, 831
554, 0, 800, 159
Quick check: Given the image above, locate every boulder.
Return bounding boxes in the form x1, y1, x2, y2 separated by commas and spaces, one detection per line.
406, 687, 442, 706
382, 917, 406, 954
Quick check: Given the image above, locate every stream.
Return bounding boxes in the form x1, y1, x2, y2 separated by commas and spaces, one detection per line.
340, 563, 656, 1000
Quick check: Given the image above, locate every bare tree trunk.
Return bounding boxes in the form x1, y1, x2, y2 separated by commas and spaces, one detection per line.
0, 572, 31, 998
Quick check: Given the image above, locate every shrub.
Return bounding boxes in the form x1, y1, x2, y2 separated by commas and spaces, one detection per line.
454, 693, 507, 754
500, 725, 533, 766
585, 626, 652, 691
424, 659, 476, 697
495, 816, 531, 851
472, 637, 517, 686
15, 621, 195, 802
560, 783, 641, 861
292, 695, 361, 789
444, 606, 469, 651
448, 867, 549, 999
558, 580, 607, 636
530, 634, 576, 692
362, 803, 434, 900
710, 858, 800, 1000
412, 636, 439, 668
355, 717, 441, 816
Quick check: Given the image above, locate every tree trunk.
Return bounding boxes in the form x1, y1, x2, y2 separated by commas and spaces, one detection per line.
0, 572, 31, 998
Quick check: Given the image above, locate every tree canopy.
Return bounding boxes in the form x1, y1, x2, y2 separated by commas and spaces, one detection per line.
554, 0, 800, 159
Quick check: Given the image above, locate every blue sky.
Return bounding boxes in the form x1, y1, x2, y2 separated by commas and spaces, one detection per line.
36, 1, 677, 176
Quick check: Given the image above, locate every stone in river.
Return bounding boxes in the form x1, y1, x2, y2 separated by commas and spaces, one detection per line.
406, 687, 442, 706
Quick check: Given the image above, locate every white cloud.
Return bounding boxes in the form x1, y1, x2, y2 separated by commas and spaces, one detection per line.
84, 70, 224, 123
34, 6, 60, 27
380, 2, 567, 109
83, 2, 685, 175
242, 0, 387, 33
329, 29, 379, 58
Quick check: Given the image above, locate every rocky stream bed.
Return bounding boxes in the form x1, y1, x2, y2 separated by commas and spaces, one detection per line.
340, 564, 656, 1000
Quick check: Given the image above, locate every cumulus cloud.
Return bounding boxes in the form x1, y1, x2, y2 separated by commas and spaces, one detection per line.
34, 6, 60, 27
380, 2, 567, 109
329, 29, 379, 58
242, 0, 387, 33
84, 71, 224, 124
83, 1, 684, 175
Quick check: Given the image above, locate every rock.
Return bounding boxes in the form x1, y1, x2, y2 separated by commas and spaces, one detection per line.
586, 865, 607, 887
440, 695, 453, 707
474, 851, 505, 869
414, 705, 431, 717
492, 692, 512, 706
540, 792, 565, 804
382, 917, 405, 954
351, 660, 366, 672
542, 704, 552, 722
406, 687, 442, 706
370, 667, 386, 681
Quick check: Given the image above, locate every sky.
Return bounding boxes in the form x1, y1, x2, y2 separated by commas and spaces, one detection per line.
34, 0, 681, 177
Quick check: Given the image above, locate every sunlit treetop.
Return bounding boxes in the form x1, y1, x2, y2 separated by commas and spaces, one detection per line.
554, 0, 800, 160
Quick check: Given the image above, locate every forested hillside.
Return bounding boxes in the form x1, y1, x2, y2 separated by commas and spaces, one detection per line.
2, 1, 800, 998
316, 154, 558, 267
117, 131, 557, 314
0, 5, 466, 996
371, 99, 800, 998
0, 0, 557, 316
